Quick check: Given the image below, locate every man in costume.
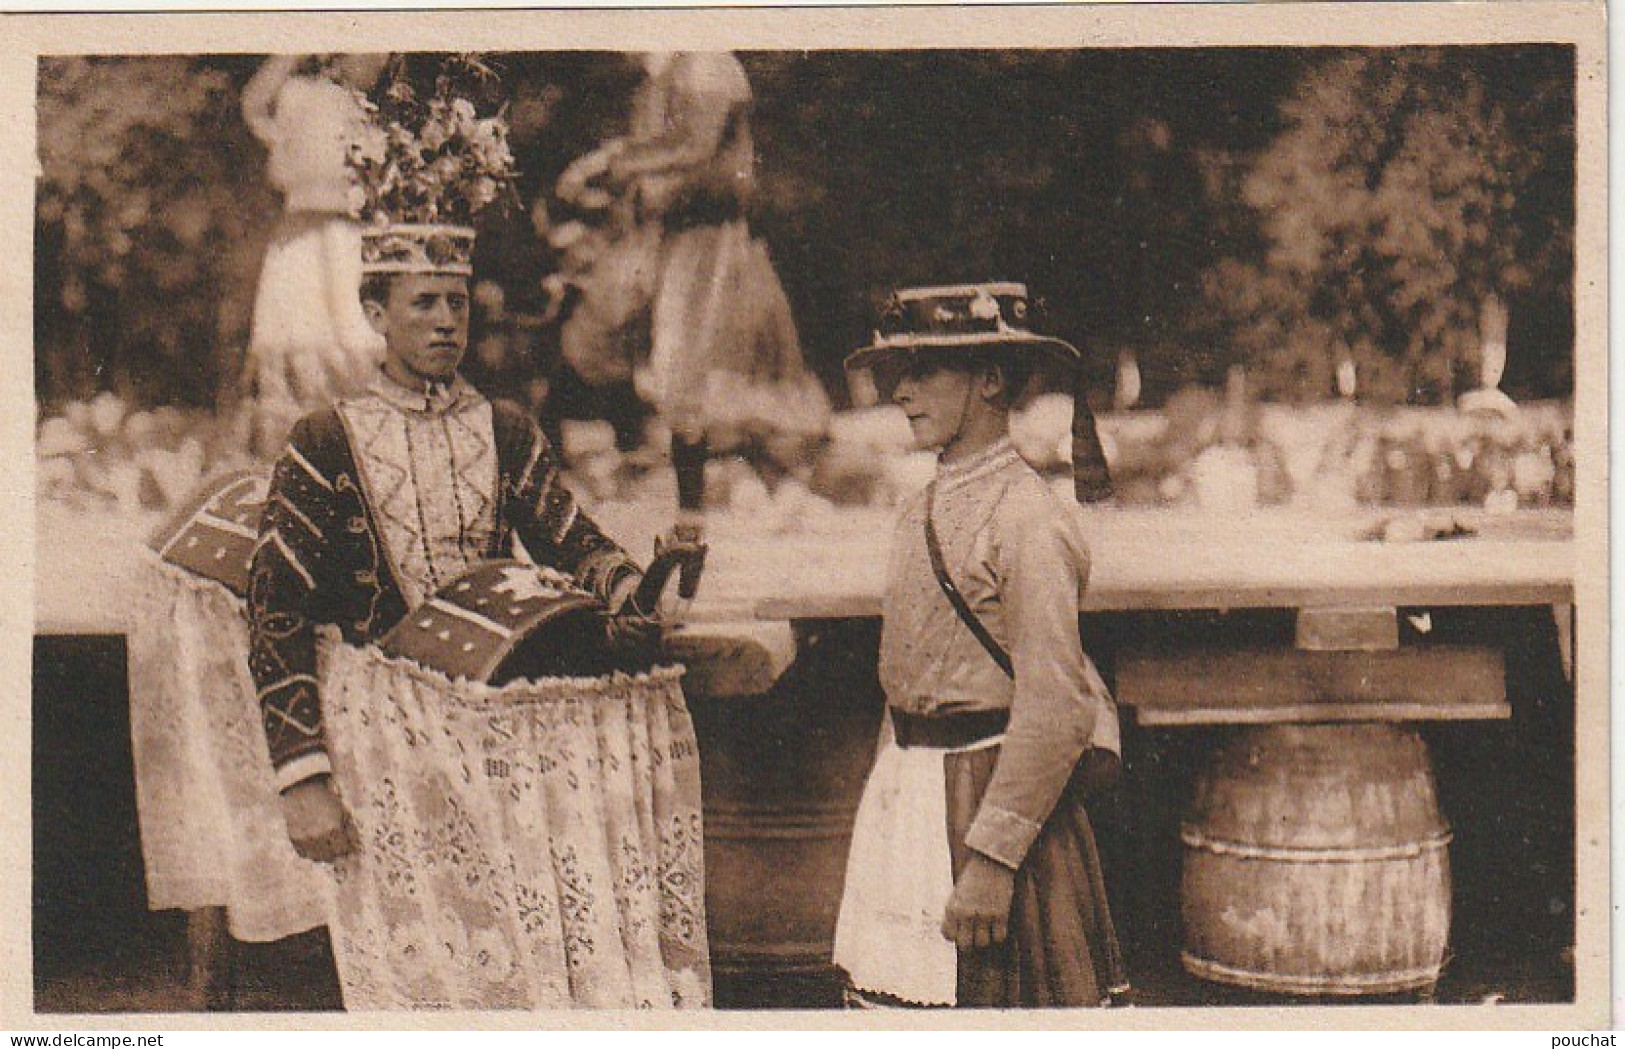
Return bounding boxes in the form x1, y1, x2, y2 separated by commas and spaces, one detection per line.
249, 256, 655, 847
832, 283, 1127, 1008
243, 184, 719, 1007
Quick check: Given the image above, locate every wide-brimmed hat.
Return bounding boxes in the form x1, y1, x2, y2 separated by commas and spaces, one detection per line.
845, 282, 1080, 372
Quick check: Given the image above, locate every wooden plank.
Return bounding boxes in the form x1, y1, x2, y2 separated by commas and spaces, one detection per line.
1118, 645, 1508, 725
36, 503, 1574, 635
1295, 606, 1398, 651
1136, 702, 1510, 727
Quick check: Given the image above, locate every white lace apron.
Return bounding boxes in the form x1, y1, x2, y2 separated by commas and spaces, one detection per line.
321, 642, 710, 1010
831, 717, 1003, 1007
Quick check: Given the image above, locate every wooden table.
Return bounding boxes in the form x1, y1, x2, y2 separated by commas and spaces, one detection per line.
35, 500, 1573, 645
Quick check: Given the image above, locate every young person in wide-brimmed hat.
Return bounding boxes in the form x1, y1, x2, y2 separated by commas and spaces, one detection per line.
832, 283, 1128, 1008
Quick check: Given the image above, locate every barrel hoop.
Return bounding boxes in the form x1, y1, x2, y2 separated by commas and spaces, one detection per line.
1181, 952, 1441, 995
704, 803, 859, 840
1180, 824, 1453, 863
711, 942, 838, 976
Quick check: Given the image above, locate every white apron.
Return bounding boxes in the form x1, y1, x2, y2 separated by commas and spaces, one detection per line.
831, 716, 1002, 1007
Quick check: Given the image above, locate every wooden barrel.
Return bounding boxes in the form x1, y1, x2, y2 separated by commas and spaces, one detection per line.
686, 620, 885, 1008
1180, 724, 1452, 995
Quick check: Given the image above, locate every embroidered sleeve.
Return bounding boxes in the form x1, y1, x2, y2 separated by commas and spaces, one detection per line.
963, 485, 1100, 869
502, 410, 643, 608
247, 419, 337, 791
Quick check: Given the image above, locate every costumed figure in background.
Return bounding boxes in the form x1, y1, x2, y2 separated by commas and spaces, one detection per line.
240, 53, 391, 459
536, 155, 663, 454
832, 284, 1128, 1008
247, 68, 711, 1008
553, 51, 830, 544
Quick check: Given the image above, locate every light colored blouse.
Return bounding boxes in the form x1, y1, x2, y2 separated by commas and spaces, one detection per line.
248, 75, 369, 215
879, 437, 1121, 869
625, 52, 755, 215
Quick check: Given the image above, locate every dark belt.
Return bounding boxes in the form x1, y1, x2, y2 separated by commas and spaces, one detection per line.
891, 708, 1010, 750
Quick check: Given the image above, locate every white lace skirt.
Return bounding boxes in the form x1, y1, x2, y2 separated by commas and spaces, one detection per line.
321, 643, 711, 1011
127, 555, 335, 943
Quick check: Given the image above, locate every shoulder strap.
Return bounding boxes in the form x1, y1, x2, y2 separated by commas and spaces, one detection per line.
923, 483, 1014, 679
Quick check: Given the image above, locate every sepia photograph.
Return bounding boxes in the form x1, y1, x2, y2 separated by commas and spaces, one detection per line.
10, 3, 1607, 1030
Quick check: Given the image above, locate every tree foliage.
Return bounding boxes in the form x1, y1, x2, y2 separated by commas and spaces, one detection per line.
33, 49, 1573, 416
37, 56, 278, 410
1194, 49, 1574, 405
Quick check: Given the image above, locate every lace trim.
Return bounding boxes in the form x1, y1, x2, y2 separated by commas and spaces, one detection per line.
322, 632, 687, 705
844, 984, 951, 1009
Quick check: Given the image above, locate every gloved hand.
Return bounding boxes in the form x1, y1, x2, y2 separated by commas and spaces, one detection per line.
602, 589, 662, 667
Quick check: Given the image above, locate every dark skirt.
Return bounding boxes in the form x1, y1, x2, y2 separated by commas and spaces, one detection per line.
945, 747, 1129, 1008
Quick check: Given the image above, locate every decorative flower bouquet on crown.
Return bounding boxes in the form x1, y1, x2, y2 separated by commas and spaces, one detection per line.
347, 54, 520, 275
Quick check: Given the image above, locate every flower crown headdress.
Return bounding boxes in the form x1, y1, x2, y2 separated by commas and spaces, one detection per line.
348, 54, 520, 276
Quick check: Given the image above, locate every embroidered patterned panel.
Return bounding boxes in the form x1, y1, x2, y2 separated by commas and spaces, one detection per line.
379, 560, 610, 684
339, 395, 499, 608
147, 468, 271, 597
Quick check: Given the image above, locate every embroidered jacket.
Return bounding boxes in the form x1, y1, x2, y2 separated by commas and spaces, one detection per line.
247, 374, 642, 791
879, 437, 1121, 871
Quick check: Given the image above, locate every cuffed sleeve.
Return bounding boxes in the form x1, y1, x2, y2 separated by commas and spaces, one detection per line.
963, 487, 1100, 868
963, 804, 1044, 871
273, 751, 334, 794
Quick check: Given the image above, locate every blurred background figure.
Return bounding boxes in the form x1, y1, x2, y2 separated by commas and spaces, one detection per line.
239, 52, 391, 459
541, 148, 663, 454
554, 51, 830, 542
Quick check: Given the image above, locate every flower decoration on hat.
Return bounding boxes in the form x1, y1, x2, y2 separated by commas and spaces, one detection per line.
968, 289, 1000, 322
348, 54, 520, 276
